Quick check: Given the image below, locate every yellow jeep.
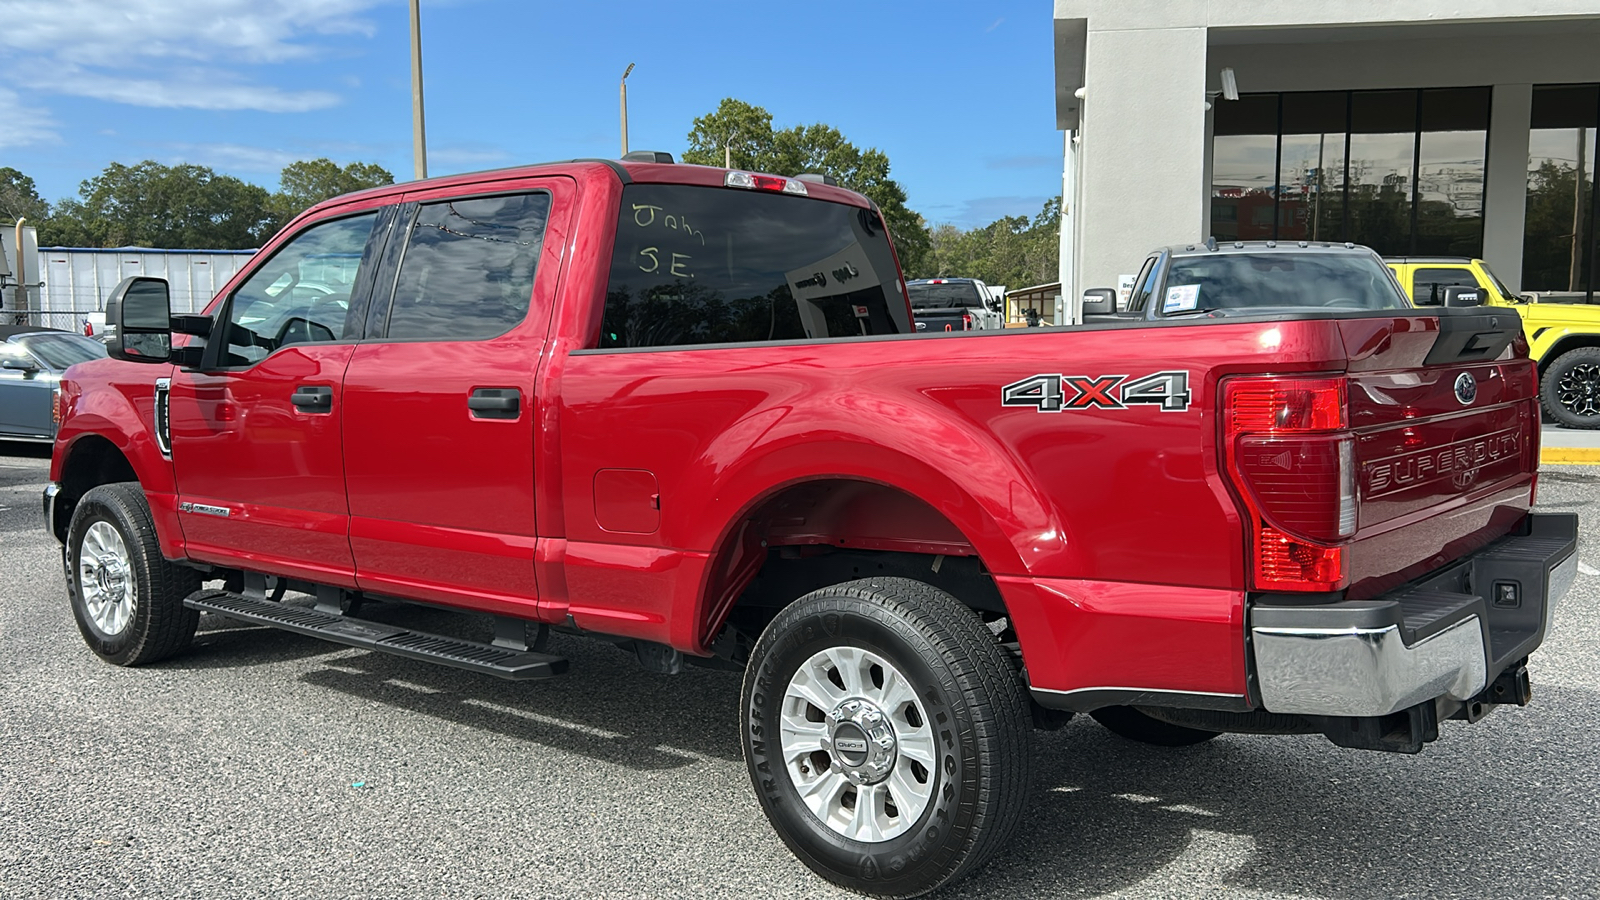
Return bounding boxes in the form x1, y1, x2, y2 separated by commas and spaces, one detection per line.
1387, 257, 1600, 429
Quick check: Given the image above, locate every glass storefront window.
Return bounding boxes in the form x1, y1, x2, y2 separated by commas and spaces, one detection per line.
1210, 88, 1489, 258
1278, 92, 1347, 243
1415, 88, 1490, 256
1347, 90, 1417, 256
1524, 84, 1598, 301
1212, 94, 1280, 243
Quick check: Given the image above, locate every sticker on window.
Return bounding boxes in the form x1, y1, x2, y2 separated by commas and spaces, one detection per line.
1164, 284, 1200, 313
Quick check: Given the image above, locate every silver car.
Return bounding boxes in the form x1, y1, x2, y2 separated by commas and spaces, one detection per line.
0, 327, 107, 442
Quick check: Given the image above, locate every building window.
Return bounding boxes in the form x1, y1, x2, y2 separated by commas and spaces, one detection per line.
1211, 87, 1490, 258
1524, 84, 1599, 302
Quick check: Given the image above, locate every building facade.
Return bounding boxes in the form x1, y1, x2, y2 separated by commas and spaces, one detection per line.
1054, 1, 1600, 318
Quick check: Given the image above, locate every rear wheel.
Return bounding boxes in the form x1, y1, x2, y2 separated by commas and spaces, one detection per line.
66, 482, 201, 666
1541, 347, 1600, 429
1090, 706, 1222, 747
741, 577, 1032, 898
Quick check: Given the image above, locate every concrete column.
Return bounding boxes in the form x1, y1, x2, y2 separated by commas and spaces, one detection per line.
1078, 25, 1208, 291
1060, 128, 1079, 322
1483, 83, 1533, 292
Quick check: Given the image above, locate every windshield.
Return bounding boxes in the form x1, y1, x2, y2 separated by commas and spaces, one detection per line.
601, 184, 910, 348
14, 332, 107, 369
907, 282, 982, 309
1160, 253, 1409, 314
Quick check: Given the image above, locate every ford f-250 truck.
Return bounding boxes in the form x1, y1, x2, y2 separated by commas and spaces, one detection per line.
45, 157, 1577, 898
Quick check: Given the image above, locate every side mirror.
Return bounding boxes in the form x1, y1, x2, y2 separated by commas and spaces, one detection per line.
1443, 286, 1483, 308
2, 357, 40, 373
105, 276, 172, 363
1082, 288, 1117, 316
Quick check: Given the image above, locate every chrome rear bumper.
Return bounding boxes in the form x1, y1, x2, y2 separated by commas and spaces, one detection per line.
1251, 513, 1578, 718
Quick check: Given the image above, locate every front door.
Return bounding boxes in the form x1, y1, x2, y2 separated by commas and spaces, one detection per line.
341, 179, 571, 615
168, 206, 391, 586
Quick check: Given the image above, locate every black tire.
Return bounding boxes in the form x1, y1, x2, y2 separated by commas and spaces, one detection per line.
66, 482, 202, 666
1540, 347, 1600, 429
1089, 706, 1222, 747
741, 577, 1032, 898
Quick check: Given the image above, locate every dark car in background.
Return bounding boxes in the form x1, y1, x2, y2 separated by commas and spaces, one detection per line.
0, 327, 107, 442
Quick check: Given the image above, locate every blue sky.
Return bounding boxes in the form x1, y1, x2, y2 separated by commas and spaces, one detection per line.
0, 0, 1063, 231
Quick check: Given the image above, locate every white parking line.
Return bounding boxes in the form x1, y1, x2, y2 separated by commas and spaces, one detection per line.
1580, 562, 1599, 577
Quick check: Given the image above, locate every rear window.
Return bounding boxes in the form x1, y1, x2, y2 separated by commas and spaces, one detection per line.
907, 282, 981, 309
600, 184, 910, 349
1160, 253, 1409, 314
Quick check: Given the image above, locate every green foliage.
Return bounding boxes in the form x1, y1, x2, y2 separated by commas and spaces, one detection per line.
922, 196, 1062, 289
0, 167, 50, 225
270, 158, 395, 229
28, 158, 394, 249
38, 161, 275, 249
683, 98, 933, 276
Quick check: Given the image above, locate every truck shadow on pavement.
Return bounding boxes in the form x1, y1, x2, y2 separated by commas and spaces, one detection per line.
172, 595, 747, 772
946, 685, 1600, 899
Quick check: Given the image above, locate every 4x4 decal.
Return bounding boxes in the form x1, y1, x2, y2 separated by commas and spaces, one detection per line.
1001, 370, 1192, 413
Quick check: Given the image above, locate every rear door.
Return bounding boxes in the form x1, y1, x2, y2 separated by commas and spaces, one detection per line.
168, 205, 394, 585
341, 178, 573, 615
0, 341, 51, 438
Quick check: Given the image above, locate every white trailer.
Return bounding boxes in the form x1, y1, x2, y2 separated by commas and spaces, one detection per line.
34, 246, 256, 332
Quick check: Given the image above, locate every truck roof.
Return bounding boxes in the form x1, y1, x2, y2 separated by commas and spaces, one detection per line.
303, 157, 876, 220
1166, 239, 1375, 257
1382, 256, 1477, 264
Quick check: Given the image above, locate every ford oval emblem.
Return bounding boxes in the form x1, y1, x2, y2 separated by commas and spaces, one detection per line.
1454, 372, 1478, 406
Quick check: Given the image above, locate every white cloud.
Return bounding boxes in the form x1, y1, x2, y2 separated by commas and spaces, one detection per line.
0, 0, 382, 112
47, 67, 340, 112
0, 0, 380, 65
160, 142, 304, 173
0, 88, 59, 148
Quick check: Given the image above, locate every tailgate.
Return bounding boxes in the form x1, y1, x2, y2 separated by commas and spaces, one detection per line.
1339, 311, 1538, 598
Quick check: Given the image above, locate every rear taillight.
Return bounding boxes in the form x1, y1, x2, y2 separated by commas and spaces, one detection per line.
962, 313, 972, 330
52, 384, 63, 429
1223, 376, 1355, 591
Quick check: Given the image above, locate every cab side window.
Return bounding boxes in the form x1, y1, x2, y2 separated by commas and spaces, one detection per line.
223, 213, 379, 364
1411, 267, 1478, 306
385, 193, 551, 341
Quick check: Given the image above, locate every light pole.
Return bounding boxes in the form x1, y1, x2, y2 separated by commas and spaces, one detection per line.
620, 63, 635, 157
409, 0, 428, 180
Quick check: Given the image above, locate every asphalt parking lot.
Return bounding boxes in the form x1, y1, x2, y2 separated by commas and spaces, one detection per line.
2, 441, 1598, 900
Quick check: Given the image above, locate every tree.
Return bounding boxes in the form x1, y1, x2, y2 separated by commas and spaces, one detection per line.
0, 167, 49, 225
39, 161, 275, 249
682, 98, 932, 275
269, 158, 394, 229
922, 197, 1062, 288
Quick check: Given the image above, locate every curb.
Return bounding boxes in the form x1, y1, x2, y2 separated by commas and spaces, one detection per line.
1541, 448, 1600, 465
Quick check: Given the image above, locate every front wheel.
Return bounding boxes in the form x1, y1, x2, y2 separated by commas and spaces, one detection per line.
741, 577, 1032, 898
66, 482, 202, 666
1541, 347, 1600, 429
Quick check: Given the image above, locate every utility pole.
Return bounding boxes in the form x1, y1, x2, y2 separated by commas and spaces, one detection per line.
620, 63, 635, 157
409, 0, 428, 181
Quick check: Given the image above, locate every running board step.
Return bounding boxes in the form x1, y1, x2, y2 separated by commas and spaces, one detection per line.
183, 590, 568, 680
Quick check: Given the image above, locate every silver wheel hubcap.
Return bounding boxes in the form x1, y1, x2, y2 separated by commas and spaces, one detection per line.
780, 646, 937, 842
80, 521, 136, 636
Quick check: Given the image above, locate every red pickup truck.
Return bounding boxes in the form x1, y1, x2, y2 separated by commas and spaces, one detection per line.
45, 157, 1577, 898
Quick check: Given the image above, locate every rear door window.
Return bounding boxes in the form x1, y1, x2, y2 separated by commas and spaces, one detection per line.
385, 192, 552, 341
600, 184, 910, 349
1412, 267, 1479, 306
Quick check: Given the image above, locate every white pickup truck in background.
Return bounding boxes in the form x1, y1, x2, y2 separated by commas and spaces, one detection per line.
906, 277, 1005, 331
